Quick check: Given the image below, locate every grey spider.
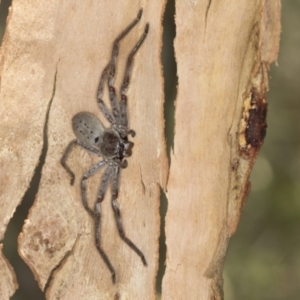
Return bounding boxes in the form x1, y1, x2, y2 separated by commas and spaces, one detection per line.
61, 9, 149, 284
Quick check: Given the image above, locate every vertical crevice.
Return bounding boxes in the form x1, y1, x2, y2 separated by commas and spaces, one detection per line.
157, 0, 177, 297
3, 70, 57, 300
0, 0, 12, 44
156, 188, 168, 297
162, 0, 177, 160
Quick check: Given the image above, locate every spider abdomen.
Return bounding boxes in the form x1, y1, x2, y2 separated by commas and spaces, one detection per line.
72, 112, 104, 148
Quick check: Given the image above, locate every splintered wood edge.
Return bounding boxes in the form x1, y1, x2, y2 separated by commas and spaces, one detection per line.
227, 0, 281, 236
0, 245, 18, 299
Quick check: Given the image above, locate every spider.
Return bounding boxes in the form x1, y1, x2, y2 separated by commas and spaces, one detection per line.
60, 9, 149, 284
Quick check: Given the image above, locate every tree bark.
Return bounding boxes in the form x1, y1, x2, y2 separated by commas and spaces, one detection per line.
0, 1, 167, 299
162, 1, 280, 299
0, 0, 280, 299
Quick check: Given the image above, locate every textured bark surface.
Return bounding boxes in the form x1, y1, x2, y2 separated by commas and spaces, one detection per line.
0, 0, 281, 299
162, 1, 280, 300
0, 1, 167, 299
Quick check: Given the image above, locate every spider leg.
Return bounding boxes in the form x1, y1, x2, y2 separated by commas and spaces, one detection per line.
94, 166, 116, 283
96, 64, 116, 124
108, 9, 144, 121
120, 23, 149, 127
60, 139, 77, 185
111, 166, 147, 266
77, 141, 101, 156
80, 160, 107, 217
61, 139, 102, 185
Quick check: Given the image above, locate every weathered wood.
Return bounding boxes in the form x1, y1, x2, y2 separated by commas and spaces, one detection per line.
162, 1, 280, 299
0, 1, 167, 299
0, 0, 281, 299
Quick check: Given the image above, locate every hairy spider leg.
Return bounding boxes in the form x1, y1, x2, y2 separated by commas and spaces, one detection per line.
61, 139, 101, 185
108, 8, 144, 120
110, 166, 147, 266
94, 166, 117, 283
60, 140, 77, 185
120, 23, 149, 127
96, 64, 116, 124
77, 140, 102, 155
80, 160, 107, 217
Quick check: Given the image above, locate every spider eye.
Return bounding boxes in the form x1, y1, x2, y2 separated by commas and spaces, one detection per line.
94, 137, 99, 143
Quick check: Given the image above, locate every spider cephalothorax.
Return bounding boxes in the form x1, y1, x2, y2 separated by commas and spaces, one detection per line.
61, 9, 149, 284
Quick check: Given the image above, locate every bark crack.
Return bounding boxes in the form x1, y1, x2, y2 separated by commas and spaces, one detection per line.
44, 235, 79, 294
2, 67, 58, 299
205, 0, 212, 31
